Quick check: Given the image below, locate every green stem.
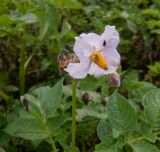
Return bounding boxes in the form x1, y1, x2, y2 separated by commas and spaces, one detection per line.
19, 39, 26, 96
72, 79, 77, 146
47, 128, 57, 152
43, 118, 58, 152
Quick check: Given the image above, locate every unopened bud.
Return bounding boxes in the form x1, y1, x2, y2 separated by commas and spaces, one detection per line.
108, 73, 120, 87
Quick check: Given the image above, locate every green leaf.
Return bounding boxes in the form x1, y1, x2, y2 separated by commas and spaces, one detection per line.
127, 20, 137, 33
52, 0, 83, 9
139, 121, 156, 143
79, 76, 98, 91
64, 0, 83, 9
151, 29, 160, 34
77, 103, 107, 121
107, 93, 137, 133
3, 85, 19, 92
0, 132, 11, 146
142, 89, 160, 127
0, 15, 15, 27
147, 20, 160, 29
124, 70, 139, 81
47, 115, 70, 133
22, 79, 63, 118
77, 120, 98, 139
19, 13, 38, 23
4, 117, 47, 140
65, 146, 80, 152
63, 85, 82, 99
132, 82, 157, 101
112, 128, 121, 138
141, 9, 160, 19
148, 62, 160, 76
0, 148, 6, 152
95, 142, 116, 152
116, 135, 125, 149
58, 20, 71, 40
86, 91, 101, 103
38, 5, 61, 41
97, 120, 113, 142
32, 79, 63, 118
133, 141, 160, 152
21, 94, 43, 119
121, 70, 144, 92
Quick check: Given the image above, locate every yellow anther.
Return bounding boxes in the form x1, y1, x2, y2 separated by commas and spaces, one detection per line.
91, 50, 108, 70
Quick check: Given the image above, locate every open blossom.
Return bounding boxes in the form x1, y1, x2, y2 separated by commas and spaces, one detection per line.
65, 25, 121, 79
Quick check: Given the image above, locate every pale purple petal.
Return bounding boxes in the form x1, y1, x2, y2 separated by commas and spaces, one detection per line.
74, 36, 94, 57
101, 25, 119, 49
79, 33, 103, 50
89, 62, 116, 78
64, 60, 90, 79
74, 47, 90, 63
100, 48, 120, 65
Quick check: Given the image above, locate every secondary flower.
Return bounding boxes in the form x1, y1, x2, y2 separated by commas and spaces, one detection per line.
65, 25, 121, 79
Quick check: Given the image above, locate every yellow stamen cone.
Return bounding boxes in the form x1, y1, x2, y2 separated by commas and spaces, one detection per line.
91, 50, 108, 70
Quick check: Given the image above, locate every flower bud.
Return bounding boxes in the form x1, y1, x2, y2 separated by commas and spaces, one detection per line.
108, 73, 120, 87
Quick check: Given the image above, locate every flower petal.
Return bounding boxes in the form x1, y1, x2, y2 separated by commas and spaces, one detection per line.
89, 62, 116, 78
74, 36, 93, 57
64, 60, 90, 79
101, 25, 119, 49
74, 46, 89, 63
80, 33, 103, 50
100, 48, 120, 65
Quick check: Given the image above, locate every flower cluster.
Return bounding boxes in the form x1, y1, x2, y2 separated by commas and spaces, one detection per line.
65, 25, 121, 80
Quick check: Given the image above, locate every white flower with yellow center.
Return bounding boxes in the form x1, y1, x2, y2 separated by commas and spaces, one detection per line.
65, 25, 121, 79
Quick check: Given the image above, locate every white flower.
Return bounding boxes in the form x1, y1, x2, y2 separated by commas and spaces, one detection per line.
65, 25, 121, 79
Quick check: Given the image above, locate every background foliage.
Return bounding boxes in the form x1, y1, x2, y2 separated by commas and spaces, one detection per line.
0, 0, 160, 152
